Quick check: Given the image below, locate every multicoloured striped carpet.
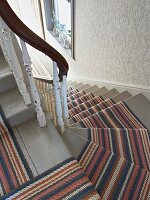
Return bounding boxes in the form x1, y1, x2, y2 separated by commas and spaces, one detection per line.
1, 84, 150, 199
67, 87, 150, 199
70, 98, 115, 123
68, 95, 104, 111
3, 158, 100, 200
0, 105, 100, 199
68, 93, 95, 109
78, 128, 150, 200
78, 101, 147, 129
0, 109, 34, 198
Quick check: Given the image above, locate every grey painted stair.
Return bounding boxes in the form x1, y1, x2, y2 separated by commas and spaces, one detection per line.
83, 85, 99, 93
111, 91, 132, 103
70, 127, 89, 140
92, 87, 108, 96
67, 81, 78, 87
0, 55, 16, 93
62, 128, 88, 159
68, 91, 131, 125
13, 116, 72, 174
100, 88, 119, 100
0, 88, 34, 127
125, 93, 150, 130
71, 82, 84, 89
0, 67, 16, 93
77, 84, 91, 91
70, 93, 150, 129
64, 93, 150, 157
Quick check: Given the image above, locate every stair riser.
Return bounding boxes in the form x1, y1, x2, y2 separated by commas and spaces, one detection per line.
8, 108, 35, 127
0, 75, 16, 94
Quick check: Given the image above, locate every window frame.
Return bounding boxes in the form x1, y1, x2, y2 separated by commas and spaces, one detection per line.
43, 0, 74, 58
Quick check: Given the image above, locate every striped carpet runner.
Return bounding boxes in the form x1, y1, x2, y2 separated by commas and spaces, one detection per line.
70, 98, 115, 123
67, 89, 79, 96
67, 87, 150, 199
69, 96, 104, 112
1, 85, 149, 199
0, 104, 100, 199
78, 128, 150, 200
0, 114, 34, 198
67, 91, 85, 102
78, 101, 147, 129
3, 158, 100, 200
68, 93, 96, 109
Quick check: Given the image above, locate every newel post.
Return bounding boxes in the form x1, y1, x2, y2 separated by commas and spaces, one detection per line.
53, 61, 64, 133
20, 39, 46, 127
61, 75, 69, 127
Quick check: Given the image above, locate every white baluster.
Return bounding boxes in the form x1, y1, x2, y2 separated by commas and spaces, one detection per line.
20, 39, 46, 127
53, 61, 64, 133
61, 75, 69, 127
0, 18, 31, 105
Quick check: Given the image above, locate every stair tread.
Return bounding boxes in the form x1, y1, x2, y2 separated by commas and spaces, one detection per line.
70, 127, 89, 140
77, 83, 91, 91
71, 82, 84, 89
125, 93, 150, 130
83, 85, 99, 93
62, 128, 88, 159
92, 87, 108, 96
67, 81, 78, 87
0, 88, 31, 118
71, 100, 147, 129
0, 66, 12, 79
100, 88, 119, 100
0, 55, 9, 69
112, 90, 132, 103
14, 116, 72, 174
69, 98, 115, 124
4, 157, 100, 200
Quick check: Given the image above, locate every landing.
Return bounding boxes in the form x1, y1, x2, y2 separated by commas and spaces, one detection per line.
12, 115, 72, 176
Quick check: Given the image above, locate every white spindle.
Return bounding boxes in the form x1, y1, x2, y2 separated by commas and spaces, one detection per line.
61, 75, 69, 127
20, 39, 46, 127
0, 18, 31, 105
53, 61, 64, 133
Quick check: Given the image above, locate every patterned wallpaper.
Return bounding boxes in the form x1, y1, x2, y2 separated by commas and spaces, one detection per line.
7, 0, 150, 88
70, 0, 150, 87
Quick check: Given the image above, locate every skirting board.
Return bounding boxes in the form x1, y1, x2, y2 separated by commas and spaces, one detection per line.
68, 75, 150, 101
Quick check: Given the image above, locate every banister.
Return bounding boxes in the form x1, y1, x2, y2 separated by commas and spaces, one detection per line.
0, 0, 69, 76
34, 75, 53, 84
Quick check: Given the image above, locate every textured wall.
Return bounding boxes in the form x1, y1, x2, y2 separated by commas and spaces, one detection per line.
70, 0, 150, 87
7, 0, 150, 88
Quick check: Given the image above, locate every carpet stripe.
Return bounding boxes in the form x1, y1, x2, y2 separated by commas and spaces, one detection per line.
69, 96, 104, 116
0, 123, 29, 184
68, 96, 103, 110
71, 98, 115, 123
77, 127, 149, 199
67, 91, 86, 102
4, 158, 100, 200
67, 89, 79, 96
79, 102, 146, 129
0, 111, 34, 197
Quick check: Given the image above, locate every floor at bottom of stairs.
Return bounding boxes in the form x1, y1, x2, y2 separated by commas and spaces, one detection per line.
12, 115, 72, 176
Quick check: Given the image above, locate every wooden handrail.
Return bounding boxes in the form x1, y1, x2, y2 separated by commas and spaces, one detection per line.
34, 75, 53, 84
0, 0, 69, 76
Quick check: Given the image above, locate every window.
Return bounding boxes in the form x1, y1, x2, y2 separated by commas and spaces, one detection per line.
43, 0, 74, 56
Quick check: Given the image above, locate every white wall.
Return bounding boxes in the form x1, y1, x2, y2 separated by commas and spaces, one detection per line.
8, 0, 44, 37
8, 0, 150, 89
70, 0, 150, 88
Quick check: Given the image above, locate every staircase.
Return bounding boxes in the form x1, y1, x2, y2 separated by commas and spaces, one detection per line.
0, 46, 35, 127
1, 58, 150, 199
0, 1, 149, 199
62, 81, 150, 199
